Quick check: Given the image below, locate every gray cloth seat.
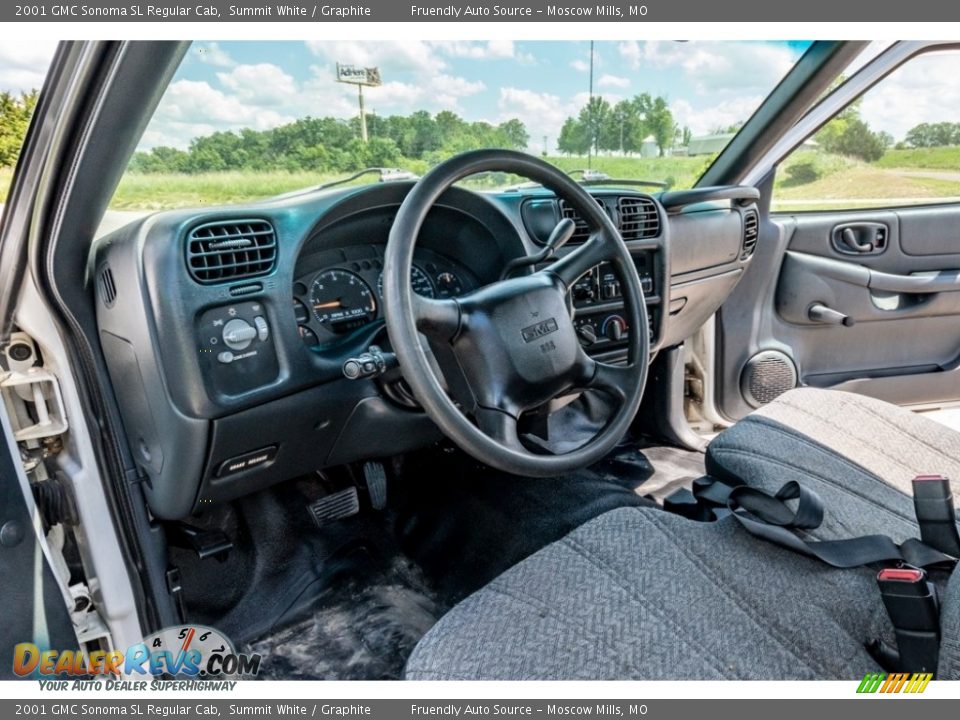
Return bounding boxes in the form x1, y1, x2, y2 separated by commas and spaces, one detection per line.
706, 387, 960, 542
405, 389, 960, 680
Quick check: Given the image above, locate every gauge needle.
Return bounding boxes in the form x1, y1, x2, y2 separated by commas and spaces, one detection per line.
314, 299, 342, 309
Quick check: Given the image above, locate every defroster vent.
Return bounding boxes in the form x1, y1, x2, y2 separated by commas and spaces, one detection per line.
186, 219, 277, 284
558, 197, 606, 244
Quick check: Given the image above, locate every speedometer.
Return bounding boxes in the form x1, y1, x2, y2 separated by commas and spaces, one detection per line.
310, 269, 377, 333
377, 265, 435, 299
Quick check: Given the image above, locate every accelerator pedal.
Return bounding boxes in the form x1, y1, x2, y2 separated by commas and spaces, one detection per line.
307, 486, 360, 528
363, 461, 388, 510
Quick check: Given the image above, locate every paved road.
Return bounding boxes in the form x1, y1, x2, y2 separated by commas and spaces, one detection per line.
893, 169, 960, 182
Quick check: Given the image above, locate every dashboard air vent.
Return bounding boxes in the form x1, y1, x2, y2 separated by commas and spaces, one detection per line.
618, 197, 660, 240
97, 266, 117, 307
741, 209, 759, 260
186, 219, 277, 284
558, 198, 605, 244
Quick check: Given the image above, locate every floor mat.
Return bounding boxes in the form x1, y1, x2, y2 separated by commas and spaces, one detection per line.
394, 440, 705, 604
245, 556, 444, 680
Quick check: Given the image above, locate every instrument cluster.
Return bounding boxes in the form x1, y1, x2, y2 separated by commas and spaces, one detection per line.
292, 248, 475, 348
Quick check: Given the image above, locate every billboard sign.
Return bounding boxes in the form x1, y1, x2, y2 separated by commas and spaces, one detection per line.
336, 64, 382, 87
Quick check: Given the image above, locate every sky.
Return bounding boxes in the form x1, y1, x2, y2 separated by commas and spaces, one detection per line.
0, 39, 809, 153
3, 40, 958, 154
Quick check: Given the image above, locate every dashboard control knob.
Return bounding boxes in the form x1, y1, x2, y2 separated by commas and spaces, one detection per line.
604, 317, 626, 342
222, 318, 256, 350
217, 351, 235, 364
577, 324, 598, 346
254, 316, 269, 342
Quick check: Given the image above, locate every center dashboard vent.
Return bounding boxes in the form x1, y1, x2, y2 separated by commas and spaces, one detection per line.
186, 219, 277, 284
553, 195, 661, 245
741, 208, 759, 260
618, 196, 660, 240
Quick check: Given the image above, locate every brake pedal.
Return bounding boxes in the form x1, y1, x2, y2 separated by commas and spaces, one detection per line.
307, 487, 359, 528
363, 461, 387, 510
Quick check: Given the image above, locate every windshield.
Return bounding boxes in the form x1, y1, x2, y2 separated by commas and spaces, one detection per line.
110, 40, 812, 210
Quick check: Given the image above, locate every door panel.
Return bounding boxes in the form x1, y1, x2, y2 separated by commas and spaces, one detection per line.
716, 205, 960, 420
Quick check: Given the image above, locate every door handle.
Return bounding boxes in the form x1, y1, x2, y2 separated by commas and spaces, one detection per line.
833, 222, 888, 255
842, 227, 873, 253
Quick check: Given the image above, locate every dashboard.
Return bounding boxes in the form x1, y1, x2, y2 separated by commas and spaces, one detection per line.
93, 180, 759, 519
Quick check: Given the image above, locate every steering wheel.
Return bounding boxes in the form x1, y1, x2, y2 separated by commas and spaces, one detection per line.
383, 149, 649, 477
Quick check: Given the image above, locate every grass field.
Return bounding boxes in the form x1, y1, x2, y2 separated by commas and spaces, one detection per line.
1, 147, 958, 213
875, 146, 960, 170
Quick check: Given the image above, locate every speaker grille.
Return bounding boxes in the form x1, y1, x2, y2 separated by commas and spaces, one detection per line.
741, 350, 798, 407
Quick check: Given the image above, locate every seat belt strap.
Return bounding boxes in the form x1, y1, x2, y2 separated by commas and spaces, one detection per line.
726, 481, 957, 569
913, 475, 960, 557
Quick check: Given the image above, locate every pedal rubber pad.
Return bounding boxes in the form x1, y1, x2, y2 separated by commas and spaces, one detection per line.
363, 461, 388, 510
307, 487, 359, 528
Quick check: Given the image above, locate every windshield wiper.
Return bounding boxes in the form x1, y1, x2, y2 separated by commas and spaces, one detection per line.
567, 169, 669, 189
500, 169, 669, 193
314, 166, 420, 191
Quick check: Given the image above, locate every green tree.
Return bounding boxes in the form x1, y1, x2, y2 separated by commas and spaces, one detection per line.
634, 93, 676, 156
557, 117, 589, 155
816, 104, 887, 162
0, 90, 39, 168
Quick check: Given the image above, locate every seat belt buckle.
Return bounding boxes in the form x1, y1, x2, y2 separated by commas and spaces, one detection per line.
874, 567, 940, 674
912, 474, 960, 557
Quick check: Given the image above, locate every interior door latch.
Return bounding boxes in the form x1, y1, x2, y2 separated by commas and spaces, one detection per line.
832, 222, 888, 255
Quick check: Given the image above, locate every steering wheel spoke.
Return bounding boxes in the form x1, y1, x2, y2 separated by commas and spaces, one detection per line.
474, 406, 523, 450
542, 233, 609, 290
413, 295, 461, 341
578, 354, 636, 402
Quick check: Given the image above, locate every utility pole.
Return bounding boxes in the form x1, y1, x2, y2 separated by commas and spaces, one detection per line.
358, 84, 367, 142
588, 40, 594, 169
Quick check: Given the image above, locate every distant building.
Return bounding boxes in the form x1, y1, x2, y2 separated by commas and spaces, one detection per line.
640, 135, 659, 158
687, 132, 735, 156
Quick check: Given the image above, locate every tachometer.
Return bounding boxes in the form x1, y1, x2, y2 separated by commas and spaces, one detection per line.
310, 269, 377, 333
377, 265, 435, 299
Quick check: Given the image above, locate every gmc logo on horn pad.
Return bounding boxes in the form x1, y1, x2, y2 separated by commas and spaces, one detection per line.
521, 318, 558, 343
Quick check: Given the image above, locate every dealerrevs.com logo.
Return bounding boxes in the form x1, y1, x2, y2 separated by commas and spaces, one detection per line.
856, 672, 933, 694
13, 625, 261, 680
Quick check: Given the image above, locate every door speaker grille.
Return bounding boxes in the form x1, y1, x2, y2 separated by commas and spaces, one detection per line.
741, 350, 798, 407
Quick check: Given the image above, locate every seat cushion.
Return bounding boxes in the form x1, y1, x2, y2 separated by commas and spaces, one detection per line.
706, 388, 960, 542
406, 506, 899, 680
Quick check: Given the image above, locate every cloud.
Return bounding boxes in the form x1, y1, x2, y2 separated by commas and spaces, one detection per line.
146, 79, 294, 148
670, 96, 764, 137
194, 42, 234, 68
431, 40, 529, 62
305, 41, 445, 74
859, 51, 960, 141
598, 74, 630, 89
498, 87, 577, 153
0, 39, 58, 93
618, 41, 799, 95
570, 59, 590, 73
217, 63, 297, 105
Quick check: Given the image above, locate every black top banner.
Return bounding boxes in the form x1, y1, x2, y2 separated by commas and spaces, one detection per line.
6, 0, 960, 21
